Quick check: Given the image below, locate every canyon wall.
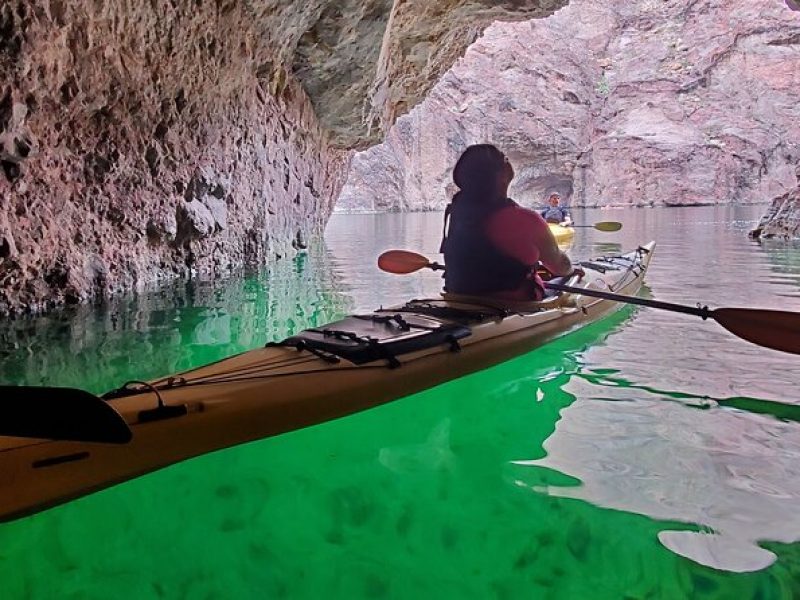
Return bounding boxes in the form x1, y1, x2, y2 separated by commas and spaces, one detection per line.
752, 0, 800, 239
750, 163, 800, 239
339, 0, 800, 212
0, 0, 565, 315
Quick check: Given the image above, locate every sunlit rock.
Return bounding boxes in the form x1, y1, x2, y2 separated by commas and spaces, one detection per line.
339, 0, 800, 211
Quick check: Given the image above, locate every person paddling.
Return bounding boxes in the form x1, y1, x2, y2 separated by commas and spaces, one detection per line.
439, 144, 580, 301
540, 192, 572, 226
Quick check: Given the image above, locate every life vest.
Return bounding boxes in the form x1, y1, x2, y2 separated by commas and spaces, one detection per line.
439, 196, 532, 295
541, 206, 569, 223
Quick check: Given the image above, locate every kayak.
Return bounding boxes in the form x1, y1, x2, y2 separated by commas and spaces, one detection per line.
549, 223, 575, 244
0, 242, 655, 523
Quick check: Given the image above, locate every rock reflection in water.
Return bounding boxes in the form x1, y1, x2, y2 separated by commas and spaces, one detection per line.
0, 245, 353, 393
513, 377, 800, 573
753, 238, 800, 298
506, 205, 800, 573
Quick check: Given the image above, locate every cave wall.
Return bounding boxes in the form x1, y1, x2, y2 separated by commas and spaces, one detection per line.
0, 1, 348, 315
0, 0, 566, 315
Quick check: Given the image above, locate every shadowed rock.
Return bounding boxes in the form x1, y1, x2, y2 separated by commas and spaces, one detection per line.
0, 0, 564, 315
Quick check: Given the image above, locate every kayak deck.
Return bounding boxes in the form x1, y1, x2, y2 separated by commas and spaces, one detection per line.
0, 242, 655, 523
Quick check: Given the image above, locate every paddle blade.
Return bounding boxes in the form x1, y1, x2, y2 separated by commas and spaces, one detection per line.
378, 250, 431, 274
711, 308, 800, 355
0, 386, 133, 443
594, 221, 623, 232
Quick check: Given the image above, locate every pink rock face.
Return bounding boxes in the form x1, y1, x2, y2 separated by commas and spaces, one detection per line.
750, 189, 800, 239
0, 1, 348, 316
751, 163, 800, 239
339, 0, 800, 213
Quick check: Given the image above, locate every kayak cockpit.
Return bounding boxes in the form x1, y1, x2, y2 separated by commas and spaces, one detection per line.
272, 312, 472, 368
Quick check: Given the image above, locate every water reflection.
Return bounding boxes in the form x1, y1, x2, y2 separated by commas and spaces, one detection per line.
514, 376, 800, 572
590, 242, 623, 256
507, 204, 800, 573
0, 245, 353, 392
752, 238, 800, 298
325, 212, 446, 312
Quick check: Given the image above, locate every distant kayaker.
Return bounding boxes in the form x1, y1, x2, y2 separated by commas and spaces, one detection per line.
440, 144, 579, 301
540, 192, 573, 226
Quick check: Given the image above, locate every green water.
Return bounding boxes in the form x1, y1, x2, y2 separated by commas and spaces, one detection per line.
2, 205, 800, 598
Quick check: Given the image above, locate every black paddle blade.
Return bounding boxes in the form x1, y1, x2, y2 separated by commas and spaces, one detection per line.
712, 308, 800, 355
0, 386, 132, 443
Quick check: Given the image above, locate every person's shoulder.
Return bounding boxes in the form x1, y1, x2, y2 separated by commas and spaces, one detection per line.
490, 202, 542, 229
500, 201, 539, 217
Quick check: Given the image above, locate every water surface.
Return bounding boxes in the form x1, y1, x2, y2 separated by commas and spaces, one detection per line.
1, 205, 800, 598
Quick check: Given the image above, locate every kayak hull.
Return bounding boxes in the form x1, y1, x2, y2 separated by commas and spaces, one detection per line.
0, 242, 655, 523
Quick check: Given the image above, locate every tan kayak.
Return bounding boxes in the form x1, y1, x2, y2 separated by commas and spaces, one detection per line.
0, 242, 655, 523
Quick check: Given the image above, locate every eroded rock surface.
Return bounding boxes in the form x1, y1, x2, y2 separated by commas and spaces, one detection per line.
750, 163, 800, 239
339, 0, 800, 212
0, 0, 564, 315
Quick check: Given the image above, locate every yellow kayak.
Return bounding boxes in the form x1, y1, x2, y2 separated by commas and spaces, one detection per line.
549, 223, 575, 244
0, 242, 655, 523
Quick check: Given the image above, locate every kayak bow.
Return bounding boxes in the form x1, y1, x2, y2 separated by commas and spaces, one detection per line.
548, 223, 575, 244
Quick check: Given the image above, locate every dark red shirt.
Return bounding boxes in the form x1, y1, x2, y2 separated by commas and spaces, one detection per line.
484, 205, 572, 300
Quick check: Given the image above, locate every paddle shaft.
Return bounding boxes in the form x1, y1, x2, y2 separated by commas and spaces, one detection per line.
379, 251, 706, 318
549, 221, 622, 231
377, 249, 800, 355
545, 282, 708, 318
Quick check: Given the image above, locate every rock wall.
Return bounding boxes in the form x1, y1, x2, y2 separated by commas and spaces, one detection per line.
291, 0, 569, 148
750, 190, 800, 239
0, 0, 565, 316
338, 0, 800, 212
750, 164, 800, 239
0, 1, 347, 315
752, 0, 800, 240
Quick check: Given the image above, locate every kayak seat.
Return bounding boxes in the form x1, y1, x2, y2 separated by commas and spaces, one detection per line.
278, 313, 472, 367
376, 299, 510, 324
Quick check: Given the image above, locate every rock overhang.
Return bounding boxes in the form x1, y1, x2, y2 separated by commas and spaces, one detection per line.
264, 0, 570, 148
0, 0, 569, 315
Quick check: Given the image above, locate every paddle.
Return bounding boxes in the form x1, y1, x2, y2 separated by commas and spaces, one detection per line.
0, 386, 133, 443
377, 250, 800, 355
573, 221, 622, 232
